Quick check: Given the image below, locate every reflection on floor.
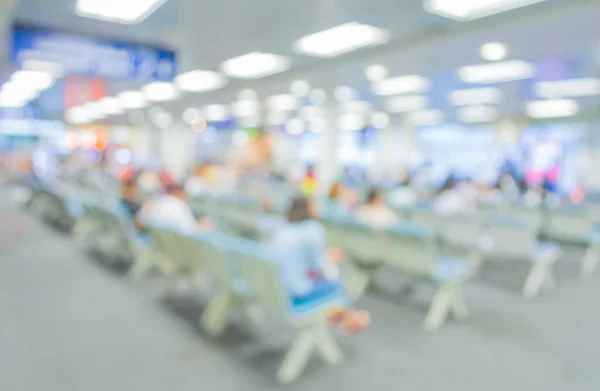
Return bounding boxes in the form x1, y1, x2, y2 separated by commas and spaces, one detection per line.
1, 207, 599, 391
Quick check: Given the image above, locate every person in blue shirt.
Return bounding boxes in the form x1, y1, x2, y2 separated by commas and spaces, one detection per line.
266, 196, 370, 334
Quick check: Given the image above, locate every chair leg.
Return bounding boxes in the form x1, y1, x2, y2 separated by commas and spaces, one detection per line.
342, 266, 370, 301
523, 263, 551, 299
276, 328, 315, 385
449, 286, 469, 321
129, 255, 153, 282
581, 245, 600, 277
424, 287, 453, 332
313, 324, 343, 365
201, 290, 233, 337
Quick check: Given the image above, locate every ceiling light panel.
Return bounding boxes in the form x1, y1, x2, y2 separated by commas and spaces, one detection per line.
203, 104, 228, 121
373, 75, 431, 96
424, 0, 548, 21
457, 106, 499, 123
294, 22, 389, 58
525, 99, 579, 118
118, 91, 147, 109
535, 78, 600, 98
409, 110, 444, 126
76, 0, 169, 24
384, 95, 428, 113
459, 60, 535, 84
99, 97, 124, 115
11, 70, 54, 90
450, 87, 503, 106
231, 100, 259, 117
175, 70, 227, 93
142, 82, 178, 101
221, 52, 290, 79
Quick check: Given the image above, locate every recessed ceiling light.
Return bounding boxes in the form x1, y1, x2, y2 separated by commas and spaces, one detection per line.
291, 80, 310, 97
310, 89, 327, 105
384, 95, 428, 113
457, 106, 499, 123
75, 0, 169, 24
99, 97, 124, 115
535, 78, 600, 98
525, 99, 579, 118
203, 104, 228, 121
424, 0, 548, 21
238, 89, 258, 100
174, 70, 226, 93
371, 111, 390, 128
334, 86, 356, 102
266, 94, 297, 111
118, 90, 147, 109
459, 60, 535, 84
142, 82, 179, 101
286, 118, 305, 135
340, 100, 372, 114
221, 52, 290, 79
366, 64, 388, 82
338, 113, 366, 131
373, 75, 431, 96
450, 87, 503, 105
481, 42, 508, 61
294, 22, 389, 58
409, 110, 444, 126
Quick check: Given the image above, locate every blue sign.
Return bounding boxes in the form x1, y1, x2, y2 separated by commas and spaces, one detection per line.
11, 26, 177, 81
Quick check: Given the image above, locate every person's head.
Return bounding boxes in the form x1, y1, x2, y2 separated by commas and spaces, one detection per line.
328, 182, 342, 201
366, 188, 385, 206
122, 180, 139, 200
165, 184, 188, 202
287, 196, 315, 222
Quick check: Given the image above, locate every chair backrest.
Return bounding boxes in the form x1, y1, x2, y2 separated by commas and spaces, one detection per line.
440, 215, 483, 250
185, 232, 233, 287
334, 221, 388, 266
507, 205, 543, 234
485, 213, 536, 259
409, 207, 442, 233
320, 218, 347, 249
233, 240, 289, 312
386, 223, 437, 275
146, 224, 189, 268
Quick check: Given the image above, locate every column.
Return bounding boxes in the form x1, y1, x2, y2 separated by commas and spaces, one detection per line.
158, 123, 194, 182
315, 105, 338, 195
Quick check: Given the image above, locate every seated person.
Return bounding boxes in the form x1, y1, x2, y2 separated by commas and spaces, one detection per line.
266, 197, 370, 334
356, 188, 398, 230
184, 163, 209, 196
434, 178, 476, 216
257, 198, 285, 239
142, 184, 212, 234
320, 182, 352, 218
120, 179, 145, 231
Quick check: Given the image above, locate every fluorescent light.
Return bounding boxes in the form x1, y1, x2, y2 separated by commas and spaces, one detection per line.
82, 101, 106, 120
22, 60, 64, 77
338, 113, 366, 131
450, 87, 503, 105
174, 70, 226, 93
294, 22, 388, 58
409, 110, 444, 126
203, 104, 228, 121
525, 99, 579, 118
99, 97, 124, 115
66, 107, 92, 124
424, 0, 548, 21
535, 78, 600, 98
266, 94, 297, 111
142, 82, 179, 101
371, 111, 390, 128
118, 91, 147, 109
221, 52, 290, 79
0, 94, 26, 108
365, 64, 388, 82
373, 75, 431, 96
384, 95, 428, 113
11, 70, 54, 90
459, 60, 535, 84
481, 42, 508, 61
457, 106, 499, 123
291, 80, 310, 97
76, 0, 168, 24
231, 100, 259, 117
1, 84, 39, 103
286, 118, 305, 135
335, 86, 356, 102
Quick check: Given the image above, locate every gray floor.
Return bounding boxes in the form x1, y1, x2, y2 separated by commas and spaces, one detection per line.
1, 203, 600, 391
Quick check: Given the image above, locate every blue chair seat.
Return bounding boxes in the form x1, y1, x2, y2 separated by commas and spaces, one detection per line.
136, 232, 152, 245
290, 285, 346, 316
432, 257, 474, 282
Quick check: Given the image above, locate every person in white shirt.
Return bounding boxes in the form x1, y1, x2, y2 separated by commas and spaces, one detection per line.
143, 184, 212, 234
356, 188, 399, 230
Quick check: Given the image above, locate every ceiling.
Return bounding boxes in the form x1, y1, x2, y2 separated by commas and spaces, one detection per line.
5, 0, 600, 126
